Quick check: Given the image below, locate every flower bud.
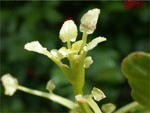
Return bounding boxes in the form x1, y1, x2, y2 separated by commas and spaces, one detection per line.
101, 103, 116, 113
46, 79, 56, 93
59, 20, 77, 43
91, 87, 106, 101
80, 8, 100, 34
1, 73, 18, 96
84, 56, 93, 68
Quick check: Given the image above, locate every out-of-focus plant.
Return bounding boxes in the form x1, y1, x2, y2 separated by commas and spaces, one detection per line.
1, 7, 150, 113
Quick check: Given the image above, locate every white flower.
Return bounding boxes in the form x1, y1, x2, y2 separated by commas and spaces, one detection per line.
59, 20, 78, 43
84, 37, 107, 51
91, 87, 106, 101
46, 79, 56, 93
84, 56, 93, 68
80, 8, 100, 34
1, 73, 18, 96
24, 41, 52, 58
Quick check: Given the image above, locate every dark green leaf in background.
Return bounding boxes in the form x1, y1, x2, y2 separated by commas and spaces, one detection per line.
121, 52, 150, 110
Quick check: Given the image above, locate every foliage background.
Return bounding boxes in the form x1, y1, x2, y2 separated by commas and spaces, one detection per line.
1, 1, 149, 112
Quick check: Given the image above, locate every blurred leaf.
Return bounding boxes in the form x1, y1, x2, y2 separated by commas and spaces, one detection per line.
7, 38, 34, 62
86, 50, 125, 85
102, 1, 125, 12
51, 66, 69, 86
116, 34, 132, 55
44, 6, 64, 23
11, 98, 25, 111
121, 51, 150, 110
134, 39, 149, 52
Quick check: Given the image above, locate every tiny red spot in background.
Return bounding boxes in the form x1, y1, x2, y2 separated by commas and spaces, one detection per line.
124, 0, 145, 10
26, 68, 33, 78
37, 74, 44, 81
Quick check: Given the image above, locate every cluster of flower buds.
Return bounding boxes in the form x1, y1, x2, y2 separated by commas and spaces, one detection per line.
23, 8, 106, 70
1, 8, 107, 113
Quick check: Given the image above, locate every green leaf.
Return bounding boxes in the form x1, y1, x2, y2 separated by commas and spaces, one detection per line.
121, 51, 150, 110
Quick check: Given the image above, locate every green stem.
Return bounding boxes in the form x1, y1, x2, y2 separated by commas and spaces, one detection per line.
114, 101, 140, 113
47, 52, 74, 84
80, 32, 88, 54
17, 85, 78, 110
67, 40, 71, 49
84, 96, 102, 113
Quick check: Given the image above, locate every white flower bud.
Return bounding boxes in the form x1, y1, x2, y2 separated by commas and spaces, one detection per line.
59, 20, 77, 43
80, 8, 100, 34
91, 87, 106, 101
1, 73, 18, 96
84, 56, 93, 68
46, 79, 56, 93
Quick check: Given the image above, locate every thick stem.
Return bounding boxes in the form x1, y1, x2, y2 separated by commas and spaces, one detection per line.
17, 85, 77, 110
114, 101, 140, 113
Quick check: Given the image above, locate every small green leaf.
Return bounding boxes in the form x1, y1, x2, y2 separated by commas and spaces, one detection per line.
121, 51, 150, 110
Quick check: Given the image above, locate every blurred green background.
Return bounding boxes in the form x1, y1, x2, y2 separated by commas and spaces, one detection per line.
1, 1, 149, 112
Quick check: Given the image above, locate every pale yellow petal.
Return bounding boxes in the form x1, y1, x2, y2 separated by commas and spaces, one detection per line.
51, 49, 63, 60
84, 37, 106, 51
24, 41, 47, 54
72, 40, 83, 52
59, 20, 77, 43
84, 56, 93, 68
